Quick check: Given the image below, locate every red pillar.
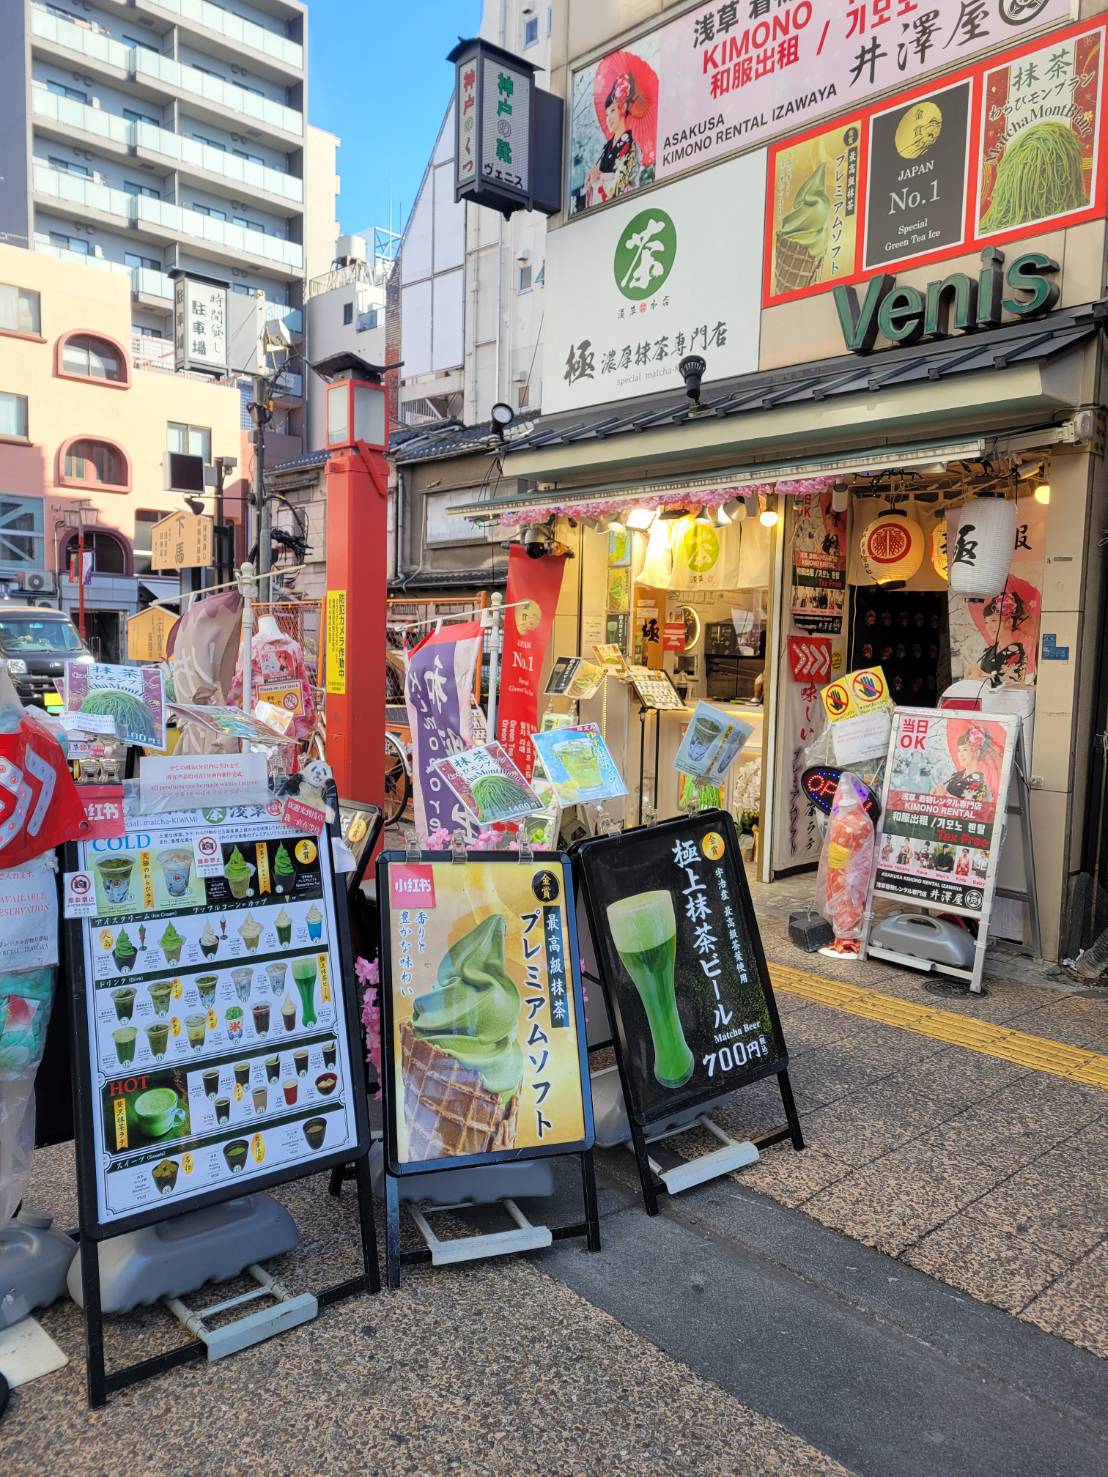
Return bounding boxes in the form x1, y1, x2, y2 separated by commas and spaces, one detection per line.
324, 445, 388, 809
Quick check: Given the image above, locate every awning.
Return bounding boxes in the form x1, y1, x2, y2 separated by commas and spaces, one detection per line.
482, 306, 1101, 500
450, 434, 993, 521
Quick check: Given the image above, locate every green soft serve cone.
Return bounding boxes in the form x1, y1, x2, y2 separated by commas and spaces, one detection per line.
412, 914, 523, 1099
775, 162, 830, 292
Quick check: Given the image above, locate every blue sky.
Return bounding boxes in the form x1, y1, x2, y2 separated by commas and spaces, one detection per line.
308, 0, 483, 240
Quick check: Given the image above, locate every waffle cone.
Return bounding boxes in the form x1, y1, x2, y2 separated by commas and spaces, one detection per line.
400, 1023, 518, 1159
773, 233, 822, 294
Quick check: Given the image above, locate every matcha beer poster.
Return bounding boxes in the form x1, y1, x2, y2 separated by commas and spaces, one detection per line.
575, 812, 788, 1121
379, 856, 592, 1172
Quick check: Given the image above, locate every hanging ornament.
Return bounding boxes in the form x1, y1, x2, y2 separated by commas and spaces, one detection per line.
931, 521, 949, 581
859, 510, 924, 583
948, 496, 1016, 598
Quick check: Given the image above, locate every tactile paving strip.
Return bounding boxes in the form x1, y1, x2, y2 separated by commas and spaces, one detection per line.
769, 963, 1108, 1090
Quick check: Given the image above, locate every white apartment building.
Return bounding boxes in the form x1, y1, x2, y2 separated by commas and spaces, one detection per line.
0, 0, 335, 449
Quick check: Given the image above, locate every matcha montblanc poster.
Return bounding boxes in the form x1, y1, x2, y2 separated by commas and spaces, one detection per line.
575, 812, 787, 1122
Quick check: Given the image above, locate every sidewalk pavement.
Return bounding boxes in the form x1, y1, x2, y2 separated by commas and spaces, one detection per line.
3, 857, 1104, 1470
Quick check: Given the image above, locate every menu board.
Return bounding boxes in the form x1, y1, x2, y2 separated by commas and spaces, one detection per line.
573, 811, 788, 1125
627, 666, 684, 712
378, 854, 593, 1175
68, 803, 368, 1233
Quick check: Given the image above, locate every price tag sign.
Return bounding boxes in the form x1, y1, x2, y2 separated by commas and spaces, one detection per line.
63, 871, 97, 918
193, 834, 223, 877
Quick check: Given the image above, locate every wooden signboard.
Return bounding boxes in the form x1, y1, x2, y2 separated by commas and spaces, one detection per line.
151, 512, 214, 572
127, 607, 177, 662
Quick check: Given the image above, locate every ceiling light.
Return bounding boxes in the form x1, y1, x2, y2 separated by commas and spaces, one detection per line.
625, 506, 656, 530
758, 494, 779, 528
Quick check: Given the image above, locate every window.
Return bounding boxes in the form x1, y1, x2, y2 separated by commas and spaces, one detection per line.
0, 497, 45, 569
193, 62, 226, 81
192, 132, 227, 152
342, 302, 353, 326
122, 33, 159, 53
0, 284, 40, 335
61, 531, 127, 576
518, 264, 532, 292
517, 382, 530, 409
125, 251, 161, 271
0, 393, 28, 439
193, 202, 227, 221
46, 80, 88, 102
232, 282, 255, 296
124, 179, 160, 199
123, 107, 160, 127
62, 439, 127, 488
535, 262, 545, 285
238, 82, 264, 98
134, 325, 165, 339
547, 4, 553, 34
168, 422, 211, 461
60, 334, 127, 383
232, 147, 265, 166
49, 231, 89, 255
48, 156, 91, 177
524, 15, 539, 45
233, 215, 265, 233
132, 509, 162, 575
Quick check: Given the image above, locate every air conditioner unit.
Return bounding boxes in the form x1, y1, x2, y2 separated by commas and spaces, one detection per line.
19, 570, 57, 596
165, 452, 205, 494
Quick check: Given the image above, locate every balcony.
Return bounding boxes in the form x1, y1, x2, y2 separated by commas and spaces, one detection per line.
132, 267, 175, 303
33, 163, 132, 222
134, 122, 303, 206
34, 235, 133, 279
31, 83, 132, 152
146, 0, 303, 73
266, 302, 302, 334
134, 196, 304, 274
132, 48, 302, 139
30, 8, 131, 73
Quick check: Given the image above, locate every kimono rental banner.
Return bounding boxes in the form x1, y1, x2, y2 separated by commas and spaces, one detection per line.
405, 621, 483, 839
567, 0, 1069, 217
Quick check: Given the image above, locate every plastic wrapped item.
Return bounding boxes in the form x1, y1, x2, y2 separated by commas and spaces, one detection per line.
168, 590, 243, 755
229, 615, 316, 742
815, 773, 876, 953
0, 967, 55, 1227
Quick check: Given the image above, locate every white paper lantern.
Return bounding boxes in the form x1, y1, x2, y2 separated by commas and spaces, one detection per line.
948, 496, 1016, 598
859, 511, 924, 583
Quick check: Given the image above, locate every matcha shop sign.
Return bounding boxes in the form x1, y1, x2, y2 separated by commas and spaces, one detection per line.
834, 249, 1060, 355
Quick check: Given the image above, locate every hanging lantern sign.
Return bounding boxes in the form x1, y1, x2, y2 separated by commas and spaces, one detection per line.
859, 512, 924, 583
931, 521, 949, 581
948, 497, 1016, 598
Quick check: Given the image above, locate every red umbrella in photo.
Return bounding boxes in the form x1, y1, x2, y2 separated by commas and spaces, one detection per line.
592, 49, 659, 167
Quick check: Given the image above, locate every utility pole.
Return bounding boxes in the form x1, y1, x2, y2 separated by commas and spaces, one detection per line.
249, 374, 271, 582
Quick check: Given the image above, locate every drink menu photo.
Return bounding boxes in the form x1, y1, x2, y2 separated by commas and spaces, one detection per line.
69, 804, 363, 1230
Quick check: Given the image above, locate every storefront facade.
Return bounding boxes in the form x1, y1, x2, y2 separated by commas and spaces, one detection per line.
453, 5, 1108, 962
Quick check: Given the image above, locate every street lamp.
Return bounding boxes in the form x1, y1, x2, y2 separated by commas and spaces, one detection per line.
60, 501, 99, 639
311, 350, 390, 805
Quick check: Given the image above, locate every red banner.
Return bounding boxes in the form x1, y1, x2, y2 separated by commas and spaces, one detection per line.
497, 546, 566, 779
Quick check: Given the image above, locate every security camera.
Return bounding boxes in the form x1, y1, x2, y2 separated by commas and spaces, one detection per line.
521, 524, 551, 559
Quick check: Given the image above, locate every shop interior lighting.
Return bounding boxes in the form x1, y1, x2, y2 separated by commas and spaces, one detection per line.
831, 483, 849, 513
1034, 481, 1051, 505
758, 494, 779, 528
721, 498, 744, 520
713, 504, 733, 527
625, 507, 657, 530
604, 517, 626, 535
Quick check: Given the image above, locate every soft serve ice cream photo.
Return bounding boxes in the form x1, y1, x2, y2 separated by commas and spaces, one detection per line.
385, 859, 589, 1165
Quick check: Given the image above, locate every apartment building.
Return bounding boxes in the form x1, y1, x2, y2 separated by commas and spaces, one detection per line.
0, 242, 243, 660
0, 0, 331, 453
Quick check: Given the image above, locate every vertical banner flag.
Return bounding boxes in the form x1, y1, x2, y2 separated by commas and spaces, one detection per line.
498, 547, 566, 780
405, 621, 484, 840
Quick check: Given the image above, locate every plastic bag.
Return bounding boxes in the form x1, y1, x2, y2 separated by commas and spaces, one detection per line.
0, 967, 55, 1227
229, 615, 316, 741
815, 773, 875, 943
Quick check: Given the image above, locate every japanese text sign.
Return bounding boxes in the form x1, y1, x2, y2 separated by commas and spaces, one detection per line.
378, 854, 593, 1173
173, 275, 228, 374
573, 810, 788, 1123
